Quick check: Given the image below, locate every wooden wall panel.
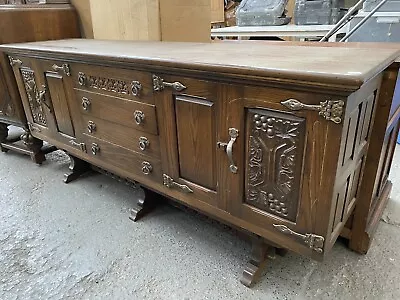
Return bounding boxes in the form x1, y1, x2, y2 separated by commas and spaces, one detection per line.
89, 0, 161, 41
211, 0, 224, 24
71, 0, 93, 38
159, 0, 210, 42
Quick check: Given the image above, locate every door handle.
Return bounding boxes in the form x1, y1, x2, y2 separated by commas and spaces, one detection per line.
217, 128, 239, 174
52, 63, 71, 76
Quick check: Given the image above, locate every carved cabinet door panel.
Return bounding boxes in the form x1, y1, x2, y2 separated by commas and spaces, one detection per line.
9, 56, 55, 137
154, 74, 226, 208
225, 86, 344, 259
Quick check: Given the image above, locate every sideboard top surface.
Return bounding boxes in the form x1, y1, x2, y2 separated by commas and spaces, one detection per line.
1, 39, 399, 91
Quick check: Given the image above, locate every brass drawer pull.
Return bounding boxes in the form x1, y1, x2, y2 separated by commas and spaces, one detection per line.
217, 128, 239, 174
82, 97, 91, 111
152, 75, 187, 92
87, 121, 96, 133
134, 110, 145, 125
52, 63, 71, 76
78, 72, 86, 86
9, 56, 22, 66
142, 161, 153, 175
69, 140, 86, 152
139, 137, 149, 151
131, 81, 142, 96
163, 174, 193, 193
91, 143, 100, 155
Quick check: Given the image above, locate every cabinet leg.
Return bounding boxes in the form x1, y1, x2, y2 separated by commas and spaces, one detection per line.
21, 129, 45, 164
129, 187, 160, 222
241, 238, 273, 288
0, 123, 9, 152
63, 152, 90, 183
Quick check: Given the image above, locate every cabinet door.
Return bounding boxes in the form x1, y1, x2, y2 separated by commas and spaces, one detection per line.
9, 56, 55, 137
154, 74, 225, 208
226, 86, 343, 258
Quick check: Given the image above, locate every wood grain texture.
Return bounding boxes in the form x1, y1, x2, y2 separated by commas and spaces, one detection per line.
4, 41, 400, 273
89, 0, 160, 41
175, 95, 216, 190
211, 0, 224, 23
2, 39, 399, 92
160, 0, 210, 42
71, 0, 93, 38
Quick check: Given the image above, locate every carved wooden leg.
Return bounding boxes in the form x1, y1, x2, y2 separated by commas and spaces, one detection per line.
0, 123, 9, 152
21, 129, 45, 164
64, 152, 90, 183
241, 238, 272, 288
129, 187, 160, 222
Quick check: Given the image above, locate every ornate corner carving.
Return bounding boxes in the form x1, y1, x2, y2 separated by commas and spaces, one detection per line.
281, 98, 345, 124
9, 56, 22, 66
273, 224, 324, 253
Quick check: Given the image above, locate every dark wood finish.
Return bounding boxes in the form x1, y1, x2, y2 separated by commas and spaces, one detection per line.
129, 187, 161, 222
64, 152, 90, 183
0, 3, 80, 162
2, 39, 399, 286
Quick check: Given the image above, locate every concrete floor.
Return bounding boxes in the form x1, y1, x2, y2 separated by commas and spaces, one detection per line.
1, 143, 400, 300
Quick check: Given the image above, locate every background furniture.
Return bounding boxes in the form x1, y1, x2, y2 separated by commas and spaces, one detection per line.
0, 3, 80, 163
211, 24, 349, 41
2, 39, 399, 286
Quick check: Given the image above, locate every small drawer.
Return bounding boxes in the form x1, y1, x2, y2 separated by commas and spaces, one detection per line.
75, 89, 158, 135
82, 115, 160, 159
70, 63, 154, 104
85, 135, 162, 183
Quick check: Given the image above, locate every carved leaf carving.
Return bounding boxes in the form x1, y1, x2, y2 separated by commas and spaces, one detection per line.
245, 109, 306, 222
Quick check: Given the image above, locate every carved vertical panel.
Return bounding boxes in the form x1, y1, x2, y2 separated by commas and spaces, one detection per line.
20, 68, 47, 126
245, 109, 306, 222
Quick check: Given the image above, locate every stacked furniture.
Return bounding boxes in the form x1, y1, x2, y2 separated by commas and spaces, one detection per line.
1, 39, 399, 286
0, 2, 80, 163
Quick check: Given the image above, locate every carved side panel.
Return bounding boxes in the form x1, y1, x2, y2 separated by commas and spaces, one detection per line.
20, 68, 47, 126
245, 109, 306, 222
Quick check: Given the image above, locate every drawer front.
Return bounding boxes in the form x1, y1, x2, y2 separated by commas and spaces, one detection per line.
81, 114, 160, 159
71, 63, 154, 104
75, 89, 158, 135
84, 135, 162, 183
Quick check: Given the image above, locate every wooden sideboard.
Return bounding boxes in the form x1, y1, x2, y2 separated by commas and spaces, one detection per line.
0, 3, 80, 163
1, 39, 399, 287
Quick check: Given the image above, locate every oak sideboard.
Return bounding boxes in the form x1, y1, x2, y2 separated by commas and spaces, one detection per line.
0, 3, 80, 163
1, 39, 399, 286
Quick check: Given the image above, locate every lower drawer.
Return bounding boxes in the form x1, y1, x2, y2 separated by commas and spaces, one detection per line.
84, 135, 162, 184
81, 114, 160, 159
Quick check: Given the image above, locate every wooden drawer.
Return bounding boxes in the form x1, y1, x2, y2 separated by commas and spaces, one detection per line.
71, 63, 154, 104
81, 114, 160, 159
75, 89, 158, 135
84, 135, 162, 183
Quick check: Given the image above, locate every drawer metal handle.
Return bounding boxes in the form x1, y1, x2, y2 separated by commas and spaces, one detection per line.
69, 140, 86, 152
152, 75, 187, 92
142, 161, 153, 175
131, 81, 142, 96
217, 128, 239, 174
52, 63, 71, 76
281, 98, 344, 124
82, 97, 91, 111
139, 137, 149, 151
91, 143, 100, 155
163, 174, 193, 193
78, 72, 86, 86
9, 56, 22, 66
134, 110, 145, 125
87, 121, 96, 133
